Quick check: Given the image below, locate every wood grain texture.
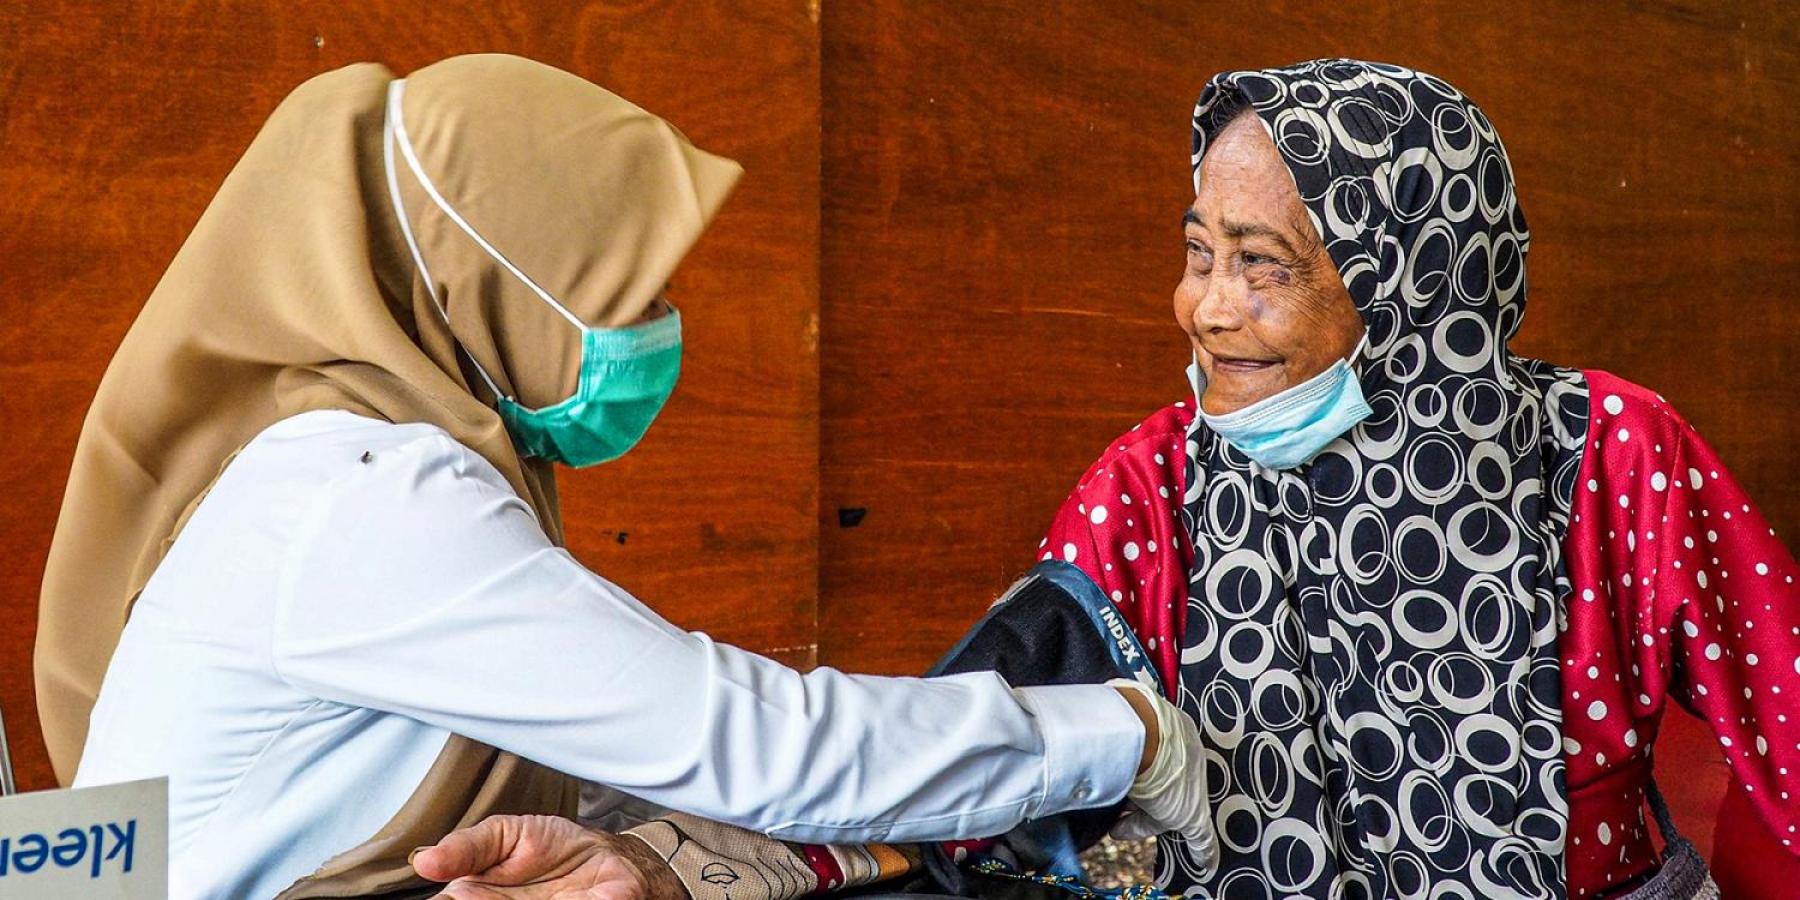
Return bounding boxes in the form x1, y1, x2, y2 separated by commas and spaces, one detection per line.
0, 0, 820, 793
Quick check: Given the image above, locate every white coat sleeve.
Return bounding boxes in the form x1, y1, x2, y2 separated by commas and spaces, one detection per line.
269, 432, 1143, 843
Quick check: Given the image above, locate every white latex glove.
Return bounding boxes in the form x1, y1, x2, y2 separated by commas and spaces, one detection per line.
1107, 679, 1217, 865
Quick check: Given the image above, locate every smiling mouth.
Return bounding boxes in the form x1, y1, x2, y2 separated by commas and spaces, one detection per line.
1212, 356, 1280, 373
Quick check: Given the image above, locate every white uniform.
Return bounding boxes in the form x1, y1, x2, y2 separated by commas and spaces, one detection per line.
75, 410, 1142, 899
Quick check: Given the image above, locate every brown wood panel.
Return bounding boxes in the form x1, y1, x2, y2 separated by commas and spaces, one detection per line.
0, 1, 820, 793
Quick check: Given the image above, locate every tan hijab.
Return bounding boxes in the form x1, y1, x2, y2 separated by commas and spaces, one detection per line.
34, 54, 740, 896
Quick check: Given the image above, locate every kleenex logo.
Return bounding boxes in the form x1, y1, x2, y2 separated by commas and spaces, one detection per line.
0, 777, 166, 899
0, 818, 138, 879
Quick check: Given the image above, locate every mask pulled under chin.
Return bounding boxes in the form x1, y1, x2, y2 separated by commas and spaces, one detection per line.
1196, 339, 1372, 470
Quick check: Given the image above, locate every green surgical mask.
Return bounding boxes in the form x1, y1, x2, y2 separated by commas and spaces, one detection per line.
497, 311, 682, 467
383, 78, 681, 468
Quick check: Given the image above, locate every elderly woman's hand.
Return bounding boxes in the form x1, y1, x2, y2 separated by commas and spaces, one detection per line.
413, 814, 688, 900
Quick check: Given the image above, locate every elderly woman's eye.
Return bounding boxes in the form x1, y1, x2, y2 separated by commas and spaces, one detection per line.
1240, 251, 1293, 284
1185, 239, 1213, 267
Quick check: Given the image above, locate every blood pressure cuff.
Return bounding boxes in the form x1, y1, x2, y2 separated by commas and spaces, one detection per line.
920, 561, 1161, 896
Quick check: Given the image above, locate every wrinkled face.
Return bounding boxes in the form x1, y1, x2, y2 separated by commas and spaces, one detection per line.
1176, 112, 1365, 416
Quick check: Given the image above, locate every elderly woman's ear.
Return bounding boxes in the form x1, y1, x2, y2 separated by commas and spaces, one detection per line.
1175, 111, 1363, 418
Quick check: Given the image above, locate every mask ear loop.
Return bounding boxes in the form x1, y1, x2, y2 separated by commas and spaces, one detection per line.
383, 80, 510, 403
1186, 350, 1205, 408
385, 81, 587, 330
1347, 328, 1374, 387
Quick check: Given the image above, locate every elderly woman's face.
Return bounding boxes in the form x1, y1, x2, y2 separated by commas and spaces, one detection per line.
1176, 113, 1364, 416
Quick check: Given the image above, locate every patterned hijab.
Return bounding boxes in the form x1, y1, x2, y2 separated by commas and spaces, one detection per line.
1168, 60, 1590, 898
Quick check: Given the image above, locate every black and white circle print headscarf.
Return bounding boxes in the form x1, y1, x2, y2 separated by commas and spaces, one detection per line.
1167, 60, 1592, 899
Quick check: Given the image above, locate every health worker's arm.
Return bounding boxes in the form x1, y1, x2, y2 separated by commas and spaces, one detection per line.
269, 431, 1144, 845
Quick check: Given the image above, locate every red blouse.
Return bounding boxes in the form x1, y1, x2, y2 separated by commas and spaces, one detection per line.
1038, 371, 1799, 898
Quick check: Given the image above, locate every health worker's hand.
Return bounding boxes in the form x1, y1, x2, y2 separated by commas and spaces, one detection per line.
1107, 679, 1218, 865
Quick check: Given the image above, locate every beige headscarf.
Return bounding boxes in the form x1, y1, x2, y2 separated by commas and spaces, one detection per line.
34, 54, 740, 896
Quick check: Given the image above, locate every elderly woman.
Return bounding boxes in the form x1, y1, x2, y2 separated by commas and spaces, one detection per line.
420, 59, 1798, 900
1023, 59, 1800, 898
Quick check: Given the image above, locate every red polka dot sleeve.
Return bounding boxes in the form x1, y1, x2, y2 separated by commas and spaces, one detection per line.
1562, 370, 1800, 891
1037, 405, 1196, 697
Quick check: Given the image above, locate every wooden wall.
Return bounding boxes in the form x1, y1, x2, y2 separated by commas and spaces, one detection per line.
2, 1, 1795, 873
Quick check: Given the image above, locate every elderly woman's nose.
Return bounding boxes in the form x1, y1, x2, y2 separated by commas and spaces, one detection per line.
1193, 274, 1248, 332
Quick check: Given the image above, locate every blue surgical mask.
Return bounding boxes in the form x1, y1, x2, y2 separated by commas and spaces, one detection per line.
1186, 351, 1206, 405
383, 79, 681, 467
1198, 337, 1372, 470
